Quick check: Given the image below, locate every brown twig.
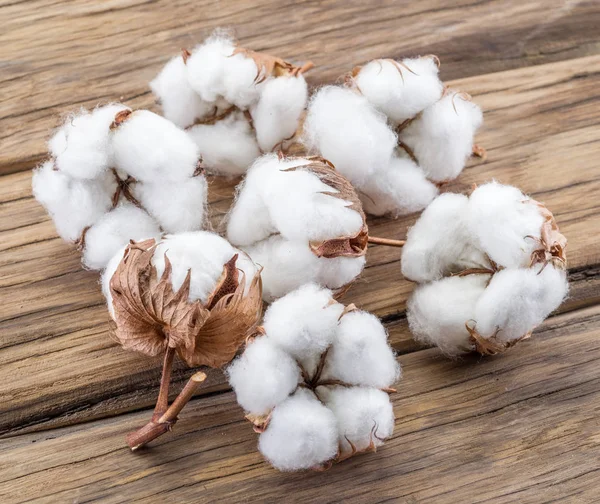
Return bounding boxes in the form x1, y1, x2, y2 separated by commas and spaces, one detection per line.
367, 236, 405, 247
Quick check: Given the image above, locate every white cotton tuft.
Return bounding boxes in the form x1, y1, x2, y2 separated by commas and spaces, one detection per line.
150, 55, 214, 128
303, 86, 396, 186
131, 176, 207, 233
322, 311, 400, 389
32, 161, 116, 242
101, 246, 127, 318
354, 56, 443, 123
258, 389, 339, 471
252, 75, 308, 151
399, 90, 483, 182
227, 337, 301, 415
474, 266, 568, 343
263, 284, 344, 360
467, 182, 545, 269
407, 274, 490, 356
151, 231, 256, 304
320, 386, 394, 454
221, 50, 262, 108
82, 205, 161, 270
187, 113, 260, 176
112, 110, 200, 182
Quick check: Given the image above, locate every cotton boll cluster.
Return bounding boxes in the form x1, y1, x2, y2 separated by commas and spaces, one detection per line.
226, 154, 368, 301
303, 56, 483, 216
151, 30, 312, 175
227, 284, 400, 471
403, 182, 569, 356
33, 105, 208, 271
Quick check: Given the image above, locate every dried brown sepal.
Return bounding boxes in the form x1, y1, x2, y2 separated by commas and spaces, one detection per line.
245, 411, 272, 433
335, 423, 381, 463
472, 144, 487, 160
181, 48, 192, 64
466, 321, 532, 356
232, 47, 310, 83
110, 109, 133, 130
527, 200, 567, 271
186, 105, 238, 130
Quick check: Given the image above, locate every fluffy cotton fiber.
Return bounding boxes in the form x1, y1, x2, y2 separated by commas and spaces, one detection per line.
228, 284, 400, 471
403, 182, 569, 356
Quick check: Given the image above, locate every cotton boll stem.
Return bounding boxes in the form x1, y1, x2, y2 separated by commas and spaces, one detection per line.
367, 236, 405, 247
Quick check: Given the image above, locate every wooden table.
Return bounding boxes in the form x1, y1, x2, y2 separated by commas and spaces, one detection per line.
2, 1, 600, 502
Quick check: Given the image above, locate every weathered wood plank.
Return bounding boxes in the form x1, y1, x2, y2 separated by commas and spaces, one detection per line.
1, 305, 599, 504
1, 0, 599, 174
1, 55, 600, 435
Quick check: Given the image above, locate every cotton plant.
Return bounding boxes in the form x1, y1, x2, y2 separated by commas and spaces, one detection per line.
303, 56, 484, 217
102, 231, 263, 449
32, 105, 207, 270
151, 29, 313, 176
227, 284, 400, 471
402, 182, 568, 356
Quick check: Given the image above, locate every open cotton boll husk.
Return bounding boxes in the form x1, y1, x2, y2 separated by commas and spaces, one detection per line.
352, 56, 443, 124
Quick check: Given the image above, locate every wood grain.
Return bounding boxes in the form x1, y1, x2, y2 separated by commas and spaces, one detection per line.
2, 55, 600, 436
2, 305, 599, 503
1, 0, 599, 174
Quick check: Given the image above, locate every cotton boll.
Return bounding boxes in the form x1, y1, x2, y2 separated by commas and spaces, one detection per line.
258, 389, 339, 471
354, 57, 443, 123
101, 246, 127, 318
400, 90, 483, 182
252, 75, 308, 151
467, 182, 546, 269
32, 161, 116, 241
227, 337, 301, 415
221, 51, 261, 108
359, 156, 438, 216
48, 104, 129, 179
112, 110, 200, 182
263, 283, 344, 360
187, 113, 260, 176
322, 311, 400, 389
131, 176, 207, 233
317, 254, 366, 295
319, 386, 394, 454
150, 55, 215, 128
407, 274, 490, 356
82, 205, 161, 270
401, 193, 488, 282
152, 231, 256, 304
303, 86, 396, 186
186, 33, 236, 102
474, 266, 568, 344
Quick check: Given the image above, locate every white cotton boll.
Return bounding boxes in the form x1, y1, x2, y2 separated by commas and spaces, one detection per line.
359, 156, 438, 216
131, 176, 207, 233
186, 34, 236, 102
400, 90, 483, 182
48, 104, 129, 179
227, 337, 301, 415
401, 193, 488, 282
258, 389, 339, 471
467, 182, 546, 269
322, 311, 400, 389
152, 231, 256, 303
319, 386, 394, 454
317, 254, 366, 293
221, 51, 261, 108
474, 266, 568, 344
187, 113, 260, 176
112, 110, 200, 182
32, 161, 116, 241
407, 274, 490, 356
355, 57, 443, 123
82, 205, 161, 270
303, 86, 396, 186
101, 246, 127, 318
150, 55, 215, 128
263, 283, 344, 360
252, 75, 308, 151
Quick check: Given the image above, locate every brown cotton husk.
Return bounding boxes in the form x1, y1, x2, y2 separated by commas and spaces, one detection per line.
528, 199, 567, 270
232, 47, 312, 82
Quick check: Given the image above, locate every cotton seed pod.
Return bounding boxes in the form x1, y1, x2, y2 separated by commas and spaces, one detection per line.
302, 56, 483, 217
227, 284, 400, 471
403, 182, 568, 356
32, 105, 207, 270
150, 29, 312, 175
226, 153, 368, 301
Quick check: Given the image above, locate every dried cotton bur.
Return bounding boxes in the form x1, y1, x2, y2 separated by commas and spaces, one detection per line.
151, 29, 313, 176
32, 105, 208, 270
102, 232, 262, 449
303, 56, 484, 216
402, 182, 568, 356
226, 153, 405, 301
227, 284, 400, 471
